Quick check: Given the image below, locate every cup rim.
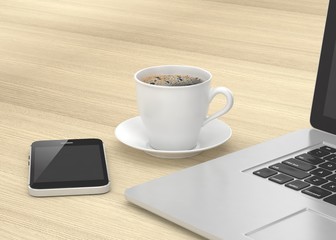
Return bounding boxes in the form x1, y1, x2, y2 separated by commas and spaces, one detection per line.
134, 65, 212, 88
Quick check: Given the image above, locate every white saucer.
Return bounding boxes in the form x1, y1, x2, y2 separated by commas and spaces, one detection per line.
115, 116, 232, 159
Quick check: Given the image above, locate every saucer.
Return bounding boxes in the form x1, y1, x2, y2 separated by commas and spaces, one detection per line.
115, 116, 232, 159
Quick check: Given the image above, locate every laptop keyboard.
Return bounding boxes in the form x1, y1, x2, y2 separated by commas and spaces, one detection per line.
253, 145, 336, 206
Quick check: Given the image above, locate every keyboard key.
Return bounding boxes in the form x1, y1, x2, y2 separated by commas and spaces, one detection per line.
324, 154, 336, 163
305, 176, 328, 186
310, 168, 332, 178
321, 146, 336, 153
324, 194, 336, 205
302, 186, 332, 199
319, 161, 336, 171
322, 182, 336, 192
326, 174, 336, 182
253, 168, 277, 178
308, 149, 330, 158
283, 158, 315, 171
295, 154, 324, 165
285, 180, 310, 190
270, 163, 311, 179
269, 174, 294, 184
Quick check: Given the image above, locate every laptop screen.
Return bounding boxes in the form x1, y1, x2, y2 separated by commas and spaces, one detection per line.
324, 45, 336, 119
310, 0, 336, 134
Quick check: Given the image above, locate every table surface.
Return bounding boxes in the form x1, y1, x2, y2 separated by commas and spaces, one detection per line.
0, 0, 330, 239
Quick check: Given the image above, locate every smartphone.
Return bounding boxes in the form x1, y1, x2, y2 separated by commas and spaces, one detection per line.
28, 138, 110, 197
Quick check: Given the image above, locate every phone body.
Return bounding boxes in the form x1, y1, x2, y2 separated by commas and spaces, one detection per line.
28, 138, 110, 197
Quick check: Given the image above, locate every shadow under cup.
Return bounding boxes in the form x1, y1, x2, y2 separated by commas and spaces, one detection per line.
135, 65, 214, 151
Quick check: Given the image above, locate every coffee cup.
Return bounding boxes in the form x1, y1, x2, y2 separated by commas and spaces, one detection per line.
135, 65, 233, 151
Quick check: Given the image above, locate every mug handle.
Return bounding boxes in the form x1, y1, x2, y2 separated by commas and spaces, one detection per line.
202, 87, 234, 126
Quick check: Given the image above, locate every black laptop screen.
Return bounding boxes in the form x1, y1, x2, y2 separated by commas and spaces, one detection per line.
324, 45, 336, 120
310, 0, 336, 134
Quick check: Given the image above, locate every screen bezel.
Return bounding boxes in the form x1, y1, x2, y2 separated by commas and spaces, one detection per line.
30, 139, 109, 189
310, 0, 336, 134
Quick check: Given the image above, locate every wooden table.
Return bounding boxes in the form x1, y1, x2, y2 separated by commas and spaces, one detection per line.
0, 0, 329, 239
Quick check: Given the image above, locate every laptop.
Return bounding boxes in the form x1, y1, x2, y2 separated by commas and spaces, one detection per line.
125, 1, 336, 239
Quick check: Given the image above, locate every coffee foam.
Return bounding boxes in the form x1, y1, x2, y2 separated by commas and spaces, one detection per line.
142, 74, 202, 86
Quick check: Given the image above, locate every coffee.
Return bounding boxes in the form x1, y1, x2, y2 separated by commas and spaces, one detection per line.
142, 74, 202, 86
135, 65, 234, 151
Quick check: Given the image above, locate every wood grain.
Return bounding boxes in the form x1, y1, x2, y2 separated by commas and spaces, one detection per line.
0, 0, 329, 239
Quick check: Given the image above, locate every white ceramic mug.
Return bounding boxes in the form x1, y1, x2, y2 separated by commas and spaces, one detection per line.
135, 65, 234, 151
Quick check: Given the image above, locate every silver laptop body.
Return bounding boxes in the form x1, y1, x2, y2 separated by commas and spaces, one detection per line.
125, 1, 336, 239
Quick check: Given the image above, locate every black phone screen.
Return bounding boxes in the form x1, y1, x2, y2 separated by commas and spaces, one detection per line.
30, 139, 109, 189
